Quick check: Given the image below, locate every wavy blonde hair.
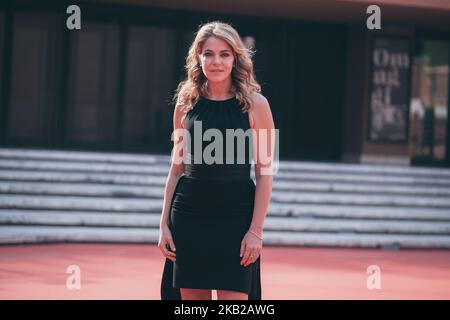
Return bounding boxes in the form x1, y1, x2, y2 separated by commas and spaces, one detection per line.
173, 21, 261, 113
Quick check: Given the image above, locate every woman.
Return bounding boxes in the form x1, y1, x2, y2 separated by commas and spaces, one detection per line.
159, 21, 275, 300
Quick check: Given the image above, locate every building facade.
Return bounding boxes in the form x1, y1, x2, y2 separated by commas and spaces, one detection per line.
0, 0, 449, 167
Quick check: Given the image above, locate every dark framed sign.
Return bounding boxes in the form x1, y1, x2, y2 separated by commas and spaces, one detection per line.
367, 35, 412, 143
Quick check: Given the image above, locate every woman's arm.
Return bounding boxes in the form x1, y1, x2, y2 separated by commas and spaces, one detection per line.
159, 104, 186, 228
158, 104, 186, 261
240, 93, 276, 267
248, 93, 275, 237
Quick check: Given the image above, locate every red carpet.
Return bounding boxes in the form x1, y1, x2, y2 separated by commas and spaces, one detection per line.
0, 244, 449, 299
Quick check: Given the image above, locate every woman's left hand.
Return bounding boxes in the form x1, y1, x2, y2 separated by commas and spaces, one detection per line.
240, 229, 263, 267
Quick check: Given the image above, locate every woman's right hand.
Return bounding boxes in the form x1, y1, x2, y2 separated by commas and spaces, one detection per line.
158, 224, 177, 263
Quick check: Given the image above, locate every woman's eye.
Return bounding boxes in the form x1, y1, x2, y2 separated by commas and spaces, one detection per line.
203, 53, 229, 57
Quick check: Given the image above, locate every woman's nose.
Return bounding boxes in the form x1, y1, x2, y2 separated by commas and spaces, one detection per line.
213, 55, 221, 64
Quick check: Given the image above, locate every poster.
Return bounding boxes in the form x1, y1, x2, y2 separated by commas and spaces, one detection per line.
368, 36, 411, 142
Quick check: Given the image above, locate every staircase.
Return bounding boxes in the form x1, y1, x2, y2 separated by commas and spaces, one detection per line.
1, 147, 450, 249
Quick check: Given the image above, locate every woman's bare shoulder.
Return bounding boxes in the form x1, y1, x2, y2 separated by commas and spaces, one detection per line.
248, 92, 271, 128
250, 92, 268, 103
173, 104, 187, 129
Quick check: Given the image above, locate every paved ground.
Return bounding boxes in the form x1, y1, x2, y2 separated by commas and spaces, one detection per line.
0, 244, 449, 299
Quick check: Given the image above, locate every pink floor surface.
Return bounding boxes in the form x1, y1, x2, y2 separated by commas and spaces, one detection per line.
0, 244, 449, 299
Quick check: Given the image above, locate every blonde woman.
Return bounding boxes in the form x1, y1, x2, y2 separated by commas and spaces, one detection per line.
159, 21, 275, 300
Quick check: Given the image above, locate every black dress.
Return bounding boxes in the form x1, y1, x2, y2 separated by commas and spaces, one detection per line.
160, 96, 262, 300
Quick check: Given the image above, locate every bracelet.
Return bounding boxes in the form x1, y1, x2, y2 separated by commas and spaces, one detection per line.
249, 229, 263, 240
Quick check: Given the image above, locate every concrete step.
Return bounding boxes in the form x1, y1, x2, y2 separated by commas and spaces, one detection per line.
0, 159, 167, 175
0, 194, 162, 212
1, 225, 450, 248
274, 180, 450, 197
0, 209, 160, 227
0, 181, 165, 198
268, 203, 450, 221
1, 159, 450, 187
0, 169, 161, 185
270, 191, 450, 208
280, 160, 450, 178
263, 231, 450, 249
2, 171, 450, 197
2, 147, 450, 179
1, 181, 450, 208
1, 195, 449, 221
2, 147, 450, 248
0, 225, 159, 243
264, 216, 450, 235
0, 148, 168, 165
2, 209, 450, 235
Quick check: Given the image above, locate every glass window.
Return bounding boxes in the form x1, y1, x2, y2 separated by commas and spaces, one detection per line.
121, 25, 176, 151
8, 12, 62, 143
66, 21, 120, 145
410, 39, 449, 164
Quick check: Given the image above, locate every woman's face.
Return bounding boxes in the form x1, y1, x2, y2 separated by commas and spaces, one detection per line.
198, 36, 235, 83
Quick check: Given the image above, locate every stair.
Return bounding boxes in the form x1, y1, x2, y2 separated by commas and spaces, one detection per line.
1, 147, 450, 249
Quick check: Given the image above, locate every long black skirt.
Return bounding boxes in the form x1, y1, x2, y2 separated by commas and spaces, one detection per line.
160, 175, 261, 300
